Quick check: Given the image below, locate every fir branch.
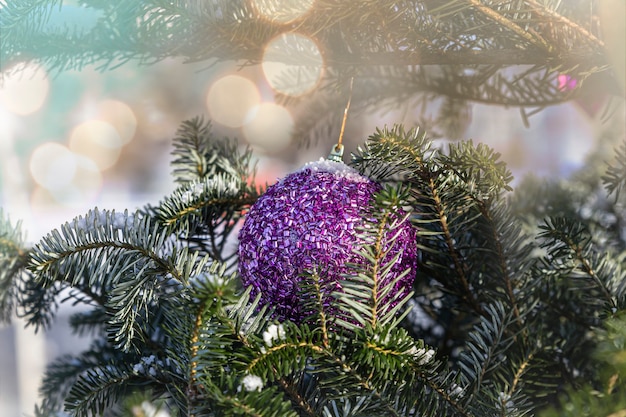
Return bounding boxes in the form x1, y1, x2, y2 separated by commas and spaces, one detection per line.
457, 302, 516, 398
247, 339, 323, 378
243, 324, 398, 415
170, 116, 216, 183
229, 287, 273, 346
444, 140, 514, 198
228, 279, 336, 415
219, 389, 296, 417
454, 187, 527, 332
414, 374, 471, 417
525, 0, 605, 50
297, 270, 334, 349
2, 0, 613, 126
0, 0, 62, 37
319, 349, 405, 417
194, 374, 298, 417
184, 262, 240, 409
64, 364, 135, 417
351, 125, 435, 181
190, 287, 302, 416
170, 116, 255, 185
355, 325, 432, 385
158, 116, 261, 265
276, 376, 317, 417
68, 306, 108, 337
15, 275, 66, 331
156, 174, 252, 234
29, 209, 181, 283
40, 335, 177, 417
504, 350, 536, 408
333, 184, 416, 331
602, 139, 626, 200
0, 210, 27, 258
476, 201, 523, 323
423, 172, 485, 316
353, 125, 494, 319
328, 48, 602, 67
540, 314, 626, 416
188, 298, 204, 391
539, 217, 618, 311
0, 209, 30, 322
27, 208, 210, 351
312, 273, 332, 350
38, 337, 136, 414
466, 0, 553, 53
357, 188, 391, 329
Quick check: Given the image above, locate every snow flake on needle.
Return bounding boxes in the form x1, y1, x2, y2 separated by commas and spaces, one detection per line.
74, 209, 135, 233
407, 346, 435, 365
239, 374, 264, 392
263, 323, 286, 347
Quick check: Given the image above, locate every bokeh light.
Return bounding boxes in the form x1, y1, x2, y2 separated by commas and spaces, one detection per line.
30, 143, 78, 190
206, 75, 261, 128
69, 120, 124, 170
69, 155, 104, 200
73, 99, 137, 144
95, 100, 137, 144
242, 102, 294, 154
262, 33, 323, 96
30, 156, 102, 206
0, 63, 50, 115
252, 0, 315, 23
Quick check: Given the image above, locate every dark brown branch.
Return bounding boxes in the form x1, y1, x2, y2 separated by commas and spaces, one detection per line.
327, 48, 607, 68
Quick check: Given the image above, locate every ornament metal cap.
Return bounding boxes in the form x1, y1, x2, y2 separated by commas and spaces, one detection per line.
327, 143, 344, 163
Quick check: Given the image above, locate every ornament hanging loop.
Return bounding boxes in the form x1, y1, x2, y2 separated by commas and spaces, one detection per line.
328, 144, 344, 162
327, 77, 353, 163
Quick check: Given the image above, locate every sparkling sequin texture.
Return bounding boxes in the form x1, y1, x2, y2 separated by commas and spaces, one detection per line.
238, 160, 418, 323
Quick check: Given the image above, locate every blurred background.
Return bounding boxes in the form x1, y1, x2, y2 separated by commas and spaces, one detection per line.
0, 1, 624, 416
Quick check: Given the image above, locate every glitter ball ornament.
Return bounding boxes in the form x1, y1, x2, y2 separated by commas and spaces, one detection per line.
238, 159, 418, 323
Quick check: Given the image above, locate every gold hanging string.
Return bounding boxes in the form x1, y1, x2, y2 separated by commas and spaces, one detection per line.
328, 77, 354, 162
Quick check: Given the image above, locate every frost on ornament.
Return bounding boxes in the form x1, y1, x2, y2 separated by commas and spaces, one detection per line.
238, 159, 418, 323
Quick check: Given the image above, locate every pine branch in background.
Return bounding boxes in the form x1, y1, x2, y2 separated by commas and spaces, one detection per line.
455, 301, 536, 416
59, 352, 136, 416
3, 0, 608, 72
1, 0, 620, 146
603, 140, 626, 200
539, 314, 626, 417
0, 209, 30, 322
538, 217, 623, 313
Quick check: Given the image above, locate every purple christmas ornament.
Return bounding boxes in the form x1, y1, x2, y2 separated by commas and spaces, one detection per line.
238, 159, 418, 323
